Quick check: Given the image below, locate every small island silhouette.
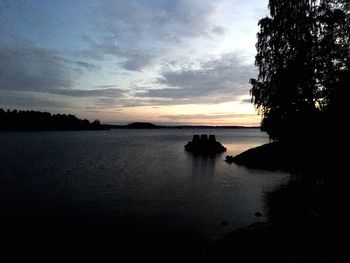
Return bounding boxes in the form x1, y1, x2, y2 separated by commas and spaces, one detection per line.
184, 134, 226, 154
124, 122, 159, 129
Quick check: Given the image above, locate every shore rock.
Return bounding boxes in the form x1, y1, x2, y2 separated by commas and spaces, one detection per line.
230, 142, 306, 171
225, 155, 235, 163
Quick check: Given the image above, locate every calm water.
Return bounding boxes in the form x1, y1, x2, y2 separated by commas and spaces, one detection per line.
0, 129, 289, 242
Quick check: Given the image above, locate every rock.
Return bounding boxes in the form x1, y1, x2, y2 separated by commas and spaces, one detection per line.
230, 142, 293, 170
255, 212, 263, 217
225, 155, 234, 163
221, 220, 229, 226
184, 134, 226, 154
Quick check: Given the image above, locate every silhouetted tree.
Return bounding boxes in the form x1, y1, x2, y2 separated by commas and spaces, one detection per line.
316, 0, 350, 114
90, 119, 101, 130
250, 0, 349, 140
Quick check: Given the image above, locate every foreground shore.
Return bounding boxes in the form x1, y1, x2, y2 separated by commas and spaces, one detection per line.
211, 141, 345, 262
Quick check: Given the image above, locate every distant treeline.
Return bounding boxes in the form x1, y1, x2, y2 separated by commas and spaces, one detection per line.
0, 108, 102, 131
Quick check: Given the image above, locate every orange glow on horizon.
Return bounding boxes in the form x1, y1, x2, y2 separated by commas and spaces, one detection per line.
80, 99, 261, 126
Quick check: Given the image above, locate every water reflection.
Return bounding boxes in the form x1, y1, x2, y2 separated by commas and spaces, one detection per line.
189, 153, 218, 201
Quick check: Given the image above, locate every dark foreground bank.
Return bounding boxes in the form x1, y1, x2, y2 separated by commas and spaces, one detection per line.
1, 224, 208, 260
211, 141, 347, 262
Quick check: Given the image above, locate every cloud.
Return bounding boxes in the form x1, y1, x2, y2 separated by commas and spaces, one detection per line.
49, 88, 125, 97
122, 54, 154, 71
81, 37, 157, 72
161, 113, 256, 120
0, 42, 100, 93
71, 60, 100, 71
0, 40, 125, 111
84, 0, 221, 71
0, 45, 72, 92
93, 0, 216, 40
0, 91, 68, 109
0, 42, 255, 111
137, 52, 255, 104
82, 38, 125, 60
211, 25, 226, 35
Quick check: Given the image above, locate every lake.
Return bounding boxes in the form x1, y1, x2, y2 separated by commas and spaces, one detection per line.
0, 129, 289, 246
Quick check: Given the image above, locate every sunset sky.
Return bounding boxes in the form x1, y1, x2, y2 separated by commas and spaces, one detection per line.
0, 0, 268, 126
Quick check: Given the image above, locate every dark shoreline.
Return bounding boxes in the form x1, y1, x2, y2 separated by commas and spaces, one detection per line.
210, 141, 344, 262
230, 141, 306, 171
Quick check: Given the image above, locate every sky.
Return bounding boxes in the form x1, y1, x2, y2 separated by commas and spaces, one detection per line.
0, 0, 268, 126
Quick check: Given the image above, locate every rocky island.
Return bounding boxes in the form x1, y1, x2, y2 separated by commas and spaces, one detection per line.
184, 134, 226, 154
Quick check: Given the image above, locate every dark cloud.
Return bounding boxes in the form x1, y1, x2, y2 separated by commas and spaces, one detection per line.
0, 42, 100, 93
0, 40, 124, 112
0, 40, 255, 110
137, 52, 255, 103
95, 97, 120, 108
82, 39, 125, 60
49, 88, 125, 97
81, 37, 156, 72
0, 45, 72, 92
95, 84, 123, 89
211, 25, 226, 35
72, 61, 100, 71
0, 91, 68, 109
122, 54, 154, 71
